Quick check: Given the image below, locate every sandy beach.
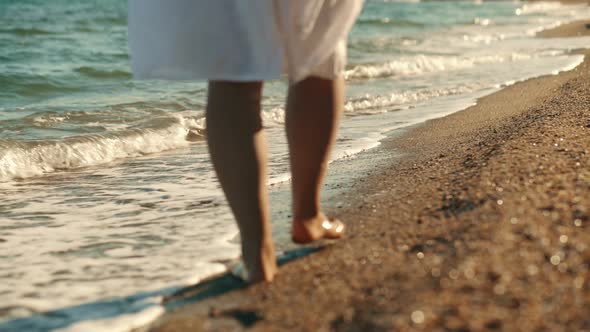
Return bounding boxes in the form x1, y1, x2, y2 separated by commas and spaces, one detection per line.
138, 20, 590, 332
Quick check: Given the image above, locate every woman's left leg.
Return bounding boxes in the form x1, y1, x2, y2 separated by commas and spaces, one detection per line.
206, 81, 277, 282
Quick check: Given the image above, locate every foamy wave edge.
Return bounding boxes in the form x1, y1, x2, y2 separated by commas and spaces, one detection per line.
344, 52, 563, 80
0, 115, 204, 182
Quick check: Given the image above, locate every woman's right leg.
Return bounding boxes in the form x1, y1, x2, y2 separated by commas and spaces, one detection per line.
286, 76, 346, 243
206, 81, 277, 282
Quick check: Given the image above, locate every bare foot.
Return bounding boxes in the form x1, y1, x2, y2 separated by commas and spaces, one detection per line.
292, 213, 345, 244
242, 239, 278, 283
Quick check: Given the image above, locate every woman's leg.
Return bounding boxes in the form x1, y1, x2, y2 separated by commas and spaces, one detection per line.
206, 81, 277, 282
286, 76, 346, 243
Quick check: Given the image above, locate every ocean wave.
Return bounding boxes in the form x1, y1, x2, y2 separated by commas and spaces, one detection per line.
471, 18, 493, 26
92, 16, 127, 26
349, 36, 421, 54
75, 67, 131, 79
344, 84, 481, 114
516, 2, 564, 16
0, 74, 80, 98
344, 53, 540, 80
1, 82, 477, 182
0, 28, 56, 36
0, 114, 204, 182
255, 83, 484, 121
357, 17, 425, 27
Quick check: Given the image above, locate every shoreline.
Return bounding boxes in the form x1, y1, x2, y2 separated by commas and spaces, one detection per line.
143, 22, 590, 332
538, 19, 590, 38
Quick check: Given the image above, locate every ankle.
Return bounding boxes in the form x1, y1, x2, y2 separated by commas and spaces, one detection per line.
243, 239, 277, 283
293, 210, 323, 223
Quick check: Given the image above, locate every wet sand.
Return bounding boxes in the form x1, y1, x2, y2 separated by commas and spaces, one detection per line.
142, 23, 590, 331
539, 20, 590, 38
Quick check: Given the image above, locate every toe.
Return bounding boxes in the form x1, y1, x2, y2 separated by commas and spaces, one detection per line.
321, 218, 345, 239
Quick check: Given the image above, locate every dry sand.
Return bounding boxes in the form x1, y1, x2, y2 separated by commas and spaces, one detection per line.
141, 22, 590, 332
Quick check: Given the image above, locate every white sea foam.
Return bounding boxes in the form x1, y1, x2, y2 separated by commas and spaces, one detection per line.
517, 2, 564, 15
344, 52, 554, 80
344, 84, 484, 114
56, 305, 165, 332
32, 115, 67, 123
261, 107, 286, 125
0, 114, 204, 182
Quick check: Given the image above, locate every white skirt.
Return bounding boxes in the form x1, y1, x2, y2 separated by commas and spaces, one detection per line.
128, 0, 363, 83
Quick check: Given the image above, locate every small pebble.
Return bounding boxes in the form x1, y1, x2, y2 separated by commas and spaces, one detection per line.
527, 265, 538, 276
559, 235, 568, 244
411, 310, 425, 324
431, 268, 441, 277
493, 284, 506, 295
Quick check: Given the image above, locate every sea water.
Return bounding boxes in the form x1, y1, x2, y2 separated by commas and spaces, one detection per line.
2, 0, 590, 330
